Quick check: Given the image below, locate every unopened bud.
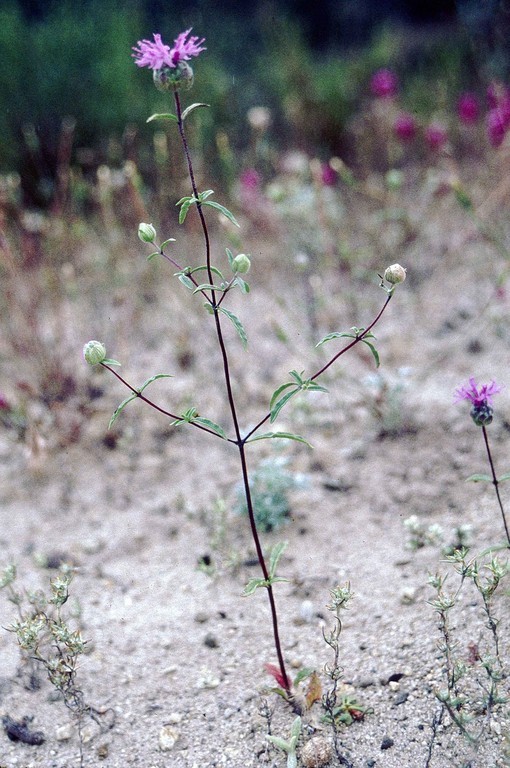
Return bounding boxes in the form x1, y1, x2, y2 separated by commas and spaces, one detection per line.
232, 253, 251, 274
153, 61, 194, 92
384, 264, 407, 285
83, 340, 107, 366
138, 223, 157, 243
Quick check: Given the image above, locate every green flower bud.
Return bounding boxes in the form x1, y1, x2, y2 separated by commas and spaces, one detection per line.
384, 264, 407, 285
232, 253, 251, 274
83, 340, 107, 366
138, 223, 157, 243
153, 61, 194, 92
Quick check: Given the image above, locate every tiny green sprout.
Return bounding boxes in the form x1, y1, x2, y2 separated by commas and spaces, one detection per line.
266, 715, 301, 768
0, 564, 16, 588
138, 222, 157, 243
231, 253, 251, 274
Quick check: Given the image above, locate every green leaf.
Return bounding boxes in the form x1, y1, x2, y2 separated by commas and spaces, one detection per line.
160, 238, 176, 250
177, 273, 195, 290
181, 102, 210, 121
233, 276, 250, 294
270, 382, 296, 410
243, 578, 267, 596
138, 373, 173, 394
361, 339, 380, 367
266, 736, 291, 752
316, 331, 355, 348
178, 199, 193, 224
109, 393, 138, 429
270, 389, 300, 423
269, 541, 287, 578
289, 369, 305, 385
192, 417, 227, 439
198, 189, 215, 202
147, 251, 160, 262
246, 431, 312, 448
293, 668, 314, 685
192, 283, 225, 294
218, 307, 248, 348
102, 358, 121, 366
202, 200, 240, 227
466, 473, 492, 483
226, 248, 234, 268
147, 112, 177, 123
188, 264, 224, 279
498, 473, 510, 482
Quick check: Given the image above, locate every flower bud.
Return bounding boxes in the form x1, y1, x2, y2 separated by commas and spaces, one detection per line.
83, 340, 107, 366
384, 264, 407, 285
153, 61, 194, 92
470, 401, 494, 426
138, 223, 157, 243
232, 253, 251, 274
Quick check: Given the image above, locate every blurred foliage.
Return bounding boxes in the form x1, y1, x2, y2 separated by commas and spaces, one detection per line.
0, 0, 506, 207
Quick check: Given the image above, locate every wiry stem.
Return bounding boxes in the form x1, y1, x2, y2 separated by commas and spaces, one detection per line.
481, 426, 510, 547
174, 89, 291, 693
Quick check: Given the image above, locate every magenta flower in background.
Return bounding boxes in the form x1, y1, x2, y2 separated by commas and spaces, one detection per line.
457, 92, 480, 124
487, 108, 507, 147
132, 29, 205, 70
370, 68, 398, 98
425, 122, 448, 151
454, 377, 502, 407
394, 112, 417, 141
240, 168, 261, 191
321, 163, 338, 186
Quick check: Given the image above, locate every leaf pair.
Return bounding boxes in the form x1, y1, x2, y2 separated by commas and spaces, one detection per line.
109, 374, 173, 429
170, 407, 226, 439
146, 102, 210, 124
176, 189, 239, 227
270, 370, 328, 423
316, 326, 380, 367
243, 541, 289, 596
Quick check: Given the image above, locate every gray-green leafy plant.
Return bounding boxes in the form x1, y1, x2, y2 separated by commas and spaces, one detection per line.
0, 564, 111, 767
266, 715, 302, 768
83, 29, 406, 698
428, 548, 508, 755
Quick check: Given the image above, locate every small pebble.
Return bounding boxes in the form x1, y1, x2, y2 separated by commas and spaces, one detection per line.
300, 736, 333, 768
159, 725, 179, 751
381, 736, 394, 750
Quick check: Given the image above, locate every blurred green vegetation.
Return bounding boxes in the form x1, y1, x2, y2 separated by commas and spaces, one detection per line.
0, 0, 496, 206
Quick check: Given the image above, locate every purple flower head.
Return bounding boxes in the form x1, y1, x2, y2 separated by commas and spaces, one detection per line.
457, 92, 480, 124
370, 68, 398, 99
132, 29, 205, 71
394, 112, 417, 142
425, 122, 448, 151
454, 378, 502, 406
487, 108, 507, 147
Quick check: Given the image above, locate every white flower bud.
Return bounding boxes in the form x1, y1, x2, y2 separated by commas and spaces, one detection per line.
83, 340, 107, 366
384, 264, 407, 285
138, 223, 157, 243
232, 253, 251, 274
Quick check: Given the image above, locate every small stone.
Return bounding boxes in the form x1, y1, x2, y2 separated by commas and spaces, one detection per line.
55, 723, 73, 741
203, 633, 219, 648
159, 725, 179, 751
97, 743, 109, 759
381, 736, 394, 750
394, 691, 409, 705
194, 612, 209, 624
300, 736, 333, 768
400, 587, 417, 604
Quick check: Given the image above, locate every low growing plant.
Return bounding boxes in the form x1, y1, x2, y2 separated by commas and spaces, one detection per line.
83, 28, 406, 700
0, 564, 112, 767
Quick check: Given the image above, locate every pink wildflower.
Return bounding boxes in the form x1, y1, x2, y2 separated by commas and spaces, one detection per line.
321, 163, 338, 186
370, 68, 398, 98
239, 168, 261, 191
132, 29, 205, 71
487, 108, 507, 147
454, 377, 502, 407
457, 92, 480, 124
394, 112, 417, 141
425, 122, 448, 151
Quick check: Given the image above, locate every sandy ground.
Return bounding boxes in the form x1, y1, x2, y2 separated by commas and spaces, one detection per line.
1, 169, 510, 767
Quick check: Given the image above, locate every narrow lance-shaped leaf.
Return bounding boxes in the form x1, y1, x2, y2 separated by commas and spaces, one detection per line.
138, 373, 173, 394
270, 388, 300, 423
109, 393, 138, 429
246, 431, 312, 448
218, 306, 248, 349
181, 102, 210, 121
361, 338, 380, 367
202, 200, 240, 227
498, 473, 510, 482
147, 112, 177, 123
191, 417, 227, 439
466, 473, 493, 483
269, 541, 287, 579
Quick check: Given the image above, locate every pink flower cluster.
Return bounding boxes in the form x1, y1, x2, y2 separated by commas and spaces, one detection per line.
132, 29, 205, 71
393, 112, 448, 151
485, 83, 510, 147
370, 68, 399, 99
454, 377, 502, 407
